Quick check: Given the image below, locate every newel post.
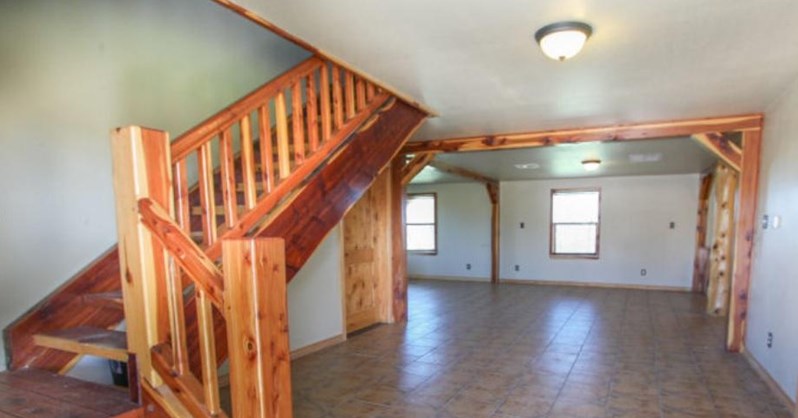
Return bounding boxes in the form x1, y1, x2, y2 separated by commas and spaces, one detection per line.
110, 126, 173, 386
222, 237, 293, 418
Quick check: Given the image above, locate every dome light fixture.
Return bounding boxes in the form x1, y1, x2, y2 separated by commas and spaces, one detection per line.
582, 159, 601, 171
534, 21, 593, 61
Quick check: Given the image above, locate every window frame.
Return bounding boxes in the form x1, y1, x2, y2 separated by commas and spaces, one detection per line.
406, 192, 438, 255
549, 187, 601, 259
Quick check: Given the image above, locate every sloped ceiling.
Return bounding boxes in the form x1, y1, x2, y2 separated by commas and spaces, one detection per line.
231, 0, 798, 141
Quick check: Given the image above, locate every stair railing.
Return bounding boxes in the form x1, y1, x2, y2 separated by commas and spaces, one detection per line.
110, 55, 393, 417
169, 56, 389, 261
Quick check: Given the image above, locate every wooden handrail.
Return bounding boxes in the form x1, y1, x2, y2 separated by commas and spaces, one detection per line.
170, 56, 323, 162
137, 197, 225, 310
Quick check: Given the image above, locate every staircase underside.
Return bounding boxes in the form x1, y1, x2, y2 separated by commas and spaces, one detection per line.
259, 98, 426, 280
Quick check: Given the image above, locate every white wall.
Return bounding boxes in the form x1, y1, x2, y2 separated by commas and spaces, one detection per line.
746, 76, 798, 403
407, 183, 492, 281
0, 0, 311, 371
288, 227, 345, 350
501, 174, 699, 288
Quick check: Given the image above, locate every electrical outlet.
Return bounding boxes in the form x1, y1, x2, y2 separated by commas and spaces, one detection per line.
669, 221, 675, 229
520, 222, 525, 229
514, 265, 520, 272
767, 332, 773, 348
640, 269, 647, 276
466, 263, 471, 270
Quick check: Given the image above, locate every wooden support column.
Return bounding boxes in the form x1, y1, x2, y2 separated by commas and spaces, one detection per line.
223, 237, 292, 418
692, 172, 714, 293
727, 129, 763, 352
486, 183, 500, 284
707, 164, 737, 316
110, 126, 173, 386
390, 156, 409, 322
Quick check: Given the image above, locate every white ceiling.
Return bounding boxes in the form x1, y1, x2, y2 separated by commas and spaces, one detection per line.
233, 0, 798, 141
410, 137, 718, 184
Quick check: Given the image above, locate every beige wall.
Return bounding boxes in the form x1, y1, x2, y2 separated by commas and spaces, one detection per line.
407, 182, 493, 280
288, 227, 345, 350
0, 0, 310, 370
408, 174, 700, 289
499, 174, 699, 289
746, 76, 798, 403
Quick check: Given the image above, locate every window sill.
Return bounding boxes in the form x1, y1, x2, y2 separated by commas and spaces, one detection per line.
409, 250, 437, 256
550, 253, 599, 260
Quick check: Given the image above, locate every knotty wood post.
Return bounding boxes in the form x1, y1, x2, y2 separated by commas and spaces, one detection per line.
222, 237, 292, 418
727, 129, 762, 352
691, 172, 714, 293
486, 183, 500, 284
390, 156, 409, 322
707, 164, 737, 316
110, 126, 173, 386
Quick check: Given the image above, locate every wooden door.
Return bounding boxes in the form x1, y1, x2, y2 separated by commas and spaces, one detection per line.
342, 170, 391, 333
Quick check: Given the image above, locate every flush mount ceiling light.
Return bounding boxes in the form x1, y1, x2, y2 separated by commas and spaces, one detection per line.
629, 153, 663, 163
582, 159, 601, 171
514, 162, 541, 170
534, 21, 593, 61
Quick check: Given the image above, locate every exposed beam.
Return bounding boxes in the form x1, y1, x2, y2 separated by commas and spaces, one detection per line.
401, 114, 763, 154
692, 133, 742, 172
727, 129, 762, 352
400, 153, 435, 185
428, 160, 498, 185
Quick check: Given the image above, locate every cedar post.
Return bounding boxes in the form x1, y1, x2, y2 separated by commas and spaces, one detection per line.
727, 129, 763, 352
222, 237, 293, 418
110, 126, 173, 386
707, 164, 737, 316
486, 183, 500, 284
390, 156, 409, 322
691, 172, 714, 292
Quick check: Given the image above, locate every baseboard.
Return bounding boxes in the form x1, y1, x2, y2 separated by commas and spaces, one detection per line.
219, 333, 346, 388
743, 350, 796, 412
410, 274, 490, 283
500, 278, 691, 292
290, 334, 346, 360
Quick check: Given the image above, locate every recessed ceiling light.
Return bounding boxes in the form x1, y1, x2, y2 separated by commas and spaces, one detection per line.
582, 159, 601, 171
534, 21, 593, 61
514, 162, 541, 170
628, 153, 663, 163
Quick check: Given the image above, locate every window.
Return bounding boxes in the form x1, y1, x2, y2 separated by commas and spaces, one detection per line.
550, 189, 600, 258
406, 193, 437, 254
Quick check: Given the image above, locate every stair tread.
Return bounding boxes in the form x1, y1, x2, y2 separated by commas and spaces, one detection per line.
0, 368, 138, 417
82, 291, 124, 310
33, 327, 128, 362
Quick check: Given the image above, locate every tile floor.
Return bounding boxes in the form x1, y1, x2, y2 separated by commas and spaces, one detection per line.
290, 280, 791, 418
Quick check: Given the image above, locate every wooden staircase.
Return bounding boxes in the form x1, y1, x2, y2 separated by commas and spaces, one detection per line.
3, 54, 428, 417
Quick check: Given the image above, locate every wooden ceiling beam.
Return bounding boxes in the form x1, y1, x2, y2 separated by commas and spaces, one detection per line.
400, 153, 435, 185
427, 160, 498, 185
692, 133, 742, 172
401, 114, 763, 154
